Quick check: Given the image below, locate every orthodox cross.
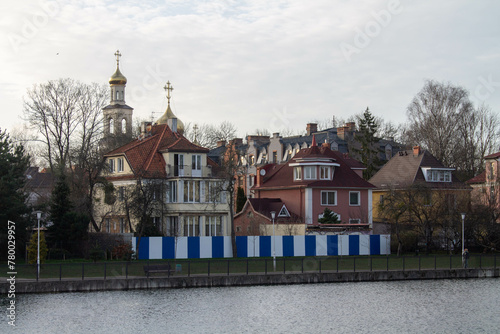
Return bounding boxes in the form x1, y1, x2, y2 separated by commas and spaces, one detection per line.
193, 124, 199, 143
114, 50, 122, 67
164, 81, 174, 105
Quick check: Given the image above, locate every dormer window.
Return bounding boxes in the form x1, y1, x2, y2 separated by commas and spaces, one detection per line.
304, 166, 316, 180
423, 168, 453, 182
109, 159, 115, 173
117, 157, 124, 172
320, 166, 331, 180
294, 167, 302, 180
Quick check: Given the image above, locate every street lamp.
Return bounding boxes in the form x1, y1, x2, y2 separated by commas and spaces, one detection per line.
270, 211, 276, 272
461, 213, 466, 254
36, 211, 42, 280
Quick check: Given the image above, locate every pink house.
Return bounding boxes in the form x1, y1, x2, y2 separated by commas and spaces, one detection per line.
252, 137, 376, 233
467, 151, 500, 211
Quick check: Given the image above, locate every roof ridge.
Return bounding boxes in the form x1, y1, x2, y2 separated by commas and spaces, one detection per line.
144, 124, 169, 172
408, 150, 425, 183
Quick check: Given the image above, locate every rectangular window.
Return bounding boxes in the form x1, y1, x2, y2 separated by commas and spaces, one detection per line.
152, 217, 161, 233
349, 219, 361, 224
205, 181, 221, 203
106, 218, 111, 233
192, 155, 201, 170
489, 162, 494, 180
273, 151, 277, 163
174, 154, 184, 176
294, 167, 302, 180
321, 191, 337, 205
167, 216, 178, 236
184, 180, 200, 203
379, 195, 384, 206
205, 216, 222, 236
109, 159, 115, 173
184, 216, 200, 236
118, 186, 124, 201
250, 155, 255, 165
349, 191, 360, 206
117, 158, 124, 172
166, 181, 177, 203
120, 218, 125, 233
320, 166, 330, 180
445, 172, 452, 182
304, 166, 316, 180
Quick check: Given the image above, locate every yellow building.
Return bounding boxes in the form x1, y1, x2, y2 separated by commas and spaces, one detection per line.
368, 146, 470, 253
93, 52, 230, 236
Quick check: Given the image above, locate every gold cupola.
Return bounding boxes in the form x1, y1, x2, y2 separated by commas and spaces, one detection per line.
109, 50, 127, 86
156, 81, 184, 134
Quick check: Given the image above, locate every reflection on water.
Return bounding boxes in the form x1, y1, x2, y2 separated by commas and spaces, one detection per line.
2, 278, 499, 334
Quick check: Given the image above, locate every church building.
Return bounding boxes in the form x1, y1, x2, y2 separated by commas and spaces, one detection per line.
93, 51, 230, 237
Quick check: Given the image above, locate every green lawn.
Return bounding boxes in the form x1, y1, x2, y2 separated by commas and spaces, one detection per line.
1, 254, 497, 280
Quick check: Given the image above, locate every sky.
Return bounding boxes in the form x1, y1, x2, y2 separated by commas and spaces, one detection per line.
1, 0, 500, 139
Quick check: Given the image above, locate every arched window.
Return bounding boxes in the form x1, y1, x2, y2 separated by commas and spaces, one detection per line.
109, 118, 114, 134
121, 119, 127, 134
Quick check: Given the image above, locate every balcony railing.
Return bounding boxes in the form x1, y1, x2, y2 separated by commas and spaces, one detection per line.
166, 165, 212, 178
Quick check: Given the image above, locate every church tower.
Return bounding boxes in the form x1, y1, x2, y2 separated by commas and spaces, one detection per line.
103, 50, 133, 140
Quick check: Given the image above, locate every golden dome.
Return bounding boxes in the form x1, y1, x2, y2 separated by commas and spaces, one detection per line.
109, 67, 127, 85
156, 105, 185, 134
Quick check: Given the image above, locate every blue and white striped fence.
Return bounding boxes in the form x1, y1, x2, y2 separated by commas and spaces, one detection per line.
132, 235, 390, 260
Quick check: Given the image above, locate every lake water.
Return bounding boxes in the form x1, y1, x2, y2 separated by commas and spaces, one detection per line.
2, 278, 499, 333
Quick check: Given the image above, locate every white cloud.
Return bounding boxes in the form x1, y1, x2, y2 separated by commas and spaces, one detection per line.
1, 0, 499, 141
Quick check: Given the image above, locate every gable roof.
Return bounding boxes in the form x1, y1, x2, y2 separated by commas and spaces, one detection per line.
254, 146, 375, 190
466, 170, 486, 184
484, 151, 500, 159
235, 198, 301, 222
369, 149, 469, 190
104, 123, 208, 179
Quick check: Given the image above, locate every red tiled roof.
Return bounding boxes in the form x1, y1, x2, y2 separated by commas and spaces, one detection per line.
104, 123, 208, 178
466, 171, 486, 184
235, 198, 301, 222
485, 151, 500, 159
254, 146, 375, 190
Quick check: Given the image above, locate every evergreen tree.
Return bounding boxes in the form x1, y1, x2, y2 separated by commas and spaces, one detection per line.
48, 172, 90, 255
355, 107, 382, 179
236, 187, 246, 213
27, 231, 48, 264
0, 129, 30, 260
318, 208, 341, 224
48, 171, 73, 248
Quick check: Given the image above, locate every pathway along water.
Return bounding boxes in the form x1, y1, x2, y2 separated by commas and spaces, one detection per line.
2, 278, 498, 333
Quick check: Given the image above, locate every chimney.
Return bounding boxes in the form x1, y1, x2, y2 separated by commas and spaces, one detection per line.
272, 132, 280, 139
256, 168, 263, 187
413, 146, 421, 157
346, 122, 356, 132
231, 138, 243, 146
140, 121, 153, 138
306, 123, 318, 136
337, 126, 348, 140
168, 117, 178, 133
217, 140, 226, 147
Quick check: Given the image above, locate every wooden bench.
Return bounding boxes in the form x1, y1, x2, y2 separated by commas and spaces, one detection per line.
143, 264, 172, 277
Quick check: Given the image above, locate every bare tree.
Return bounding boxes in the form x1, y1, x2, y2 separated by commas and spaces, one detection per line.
379, 183, 468, 255
403, 80, 499, 180
184, 121, 237, 149
120, 175, 166, 258
23, 78, 109, 231
212, 140, 244, 257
